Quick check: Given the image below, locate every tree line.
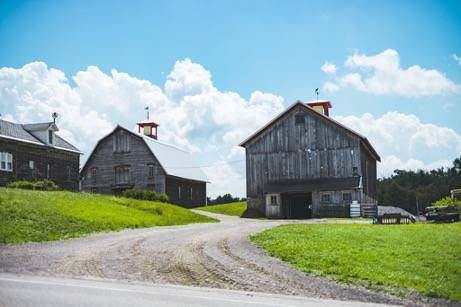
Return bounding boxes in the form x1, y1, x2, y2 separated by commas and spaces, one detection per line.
377, 156, 461, 214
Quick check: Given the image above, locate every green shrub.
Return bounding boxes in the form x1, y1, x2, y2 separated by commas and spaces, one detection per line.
432, 196, 461, 210
122, 189, 169, 203
7, 180, 59, 191
7, 180, 35, 190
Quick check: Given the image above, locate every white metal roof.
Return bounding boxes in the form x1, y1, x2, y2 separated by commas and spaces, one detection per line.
140, 133, 208, 182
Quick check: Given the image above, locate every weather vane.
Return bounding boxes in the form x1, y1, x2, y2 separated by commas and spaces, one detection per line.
52, 112, 59, 123
315, 88, 319, 101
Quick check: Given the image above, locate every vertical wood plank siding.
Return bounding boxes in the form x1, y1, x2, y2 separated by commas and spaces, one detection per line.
81, 129, 166, 195
80, 127, 206, 208
244, 105, 377, 217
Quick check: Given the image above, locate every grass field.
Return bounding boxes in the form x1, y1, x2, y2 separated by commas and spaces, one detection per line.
196, 201, 247, 217
251, 223, 461, 302
0, 188, 217, 244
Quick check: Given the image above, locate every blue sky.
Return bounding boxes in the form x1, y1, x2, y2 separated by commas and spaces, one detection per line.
1, 0, 460, 197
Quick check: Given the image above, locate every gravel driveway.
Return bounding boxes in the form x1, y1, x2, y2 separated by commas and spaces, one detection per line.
0, 212, 452, 306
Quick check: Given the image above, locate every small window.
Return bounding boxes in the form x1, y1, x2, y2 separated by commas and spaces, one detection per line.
48, 130, 53, 144
0, 152, 13, 172
148, 164, 155, 177
343, 193, 352, 201
321, 194, 331, 203
178, 185, 182, 199
270, 195, 278, 206
29, 160, 35, 170
352, 166, 358, 176
91, 167, 97, 179
47, 163, 51, 178
295, 114, 305, 125
190, 187, 193, 199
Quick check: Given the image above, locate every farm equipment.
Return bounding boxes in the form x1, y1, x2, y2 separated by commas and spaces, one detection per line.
425, 205, 460, 223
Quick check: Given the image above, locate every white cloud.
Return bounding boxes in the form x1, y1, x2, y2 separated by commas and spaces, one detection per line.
0, 60, 285, 197
334, 112, 461, 177
323, 49, 461, 96
321, 61, 337, 74
323, 81, 340, 93
452, 54, 461, 66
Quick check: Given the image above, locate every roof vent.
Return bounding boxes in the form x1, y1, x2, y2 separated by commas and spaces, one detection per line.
306, 100, 332, 116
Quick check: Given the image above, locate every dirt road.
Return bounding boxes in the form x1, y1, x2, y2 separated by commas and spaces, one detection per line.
0, 212, 444, 306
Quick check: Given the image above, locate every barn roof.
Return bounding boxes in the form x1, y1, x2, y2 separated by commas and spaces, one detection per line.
239, 101, 381, 162
81, 125, 208, 183
266, 177, 361, 194
0, 119, 81, 154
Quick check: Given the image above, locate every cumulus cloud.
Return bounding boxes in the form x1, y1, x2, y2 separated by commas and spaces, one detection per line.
334, 112, 461, 177
2, 59, 460, 196
323, 49, 461, 97
0, 59, 284, 197
452, 54, 461, 66
321, 61, 336, 74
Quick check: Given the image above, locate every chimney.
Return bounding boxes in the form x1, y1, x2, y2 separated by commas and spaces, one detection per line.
306, 100, 332, 116
137, 120, 159, 140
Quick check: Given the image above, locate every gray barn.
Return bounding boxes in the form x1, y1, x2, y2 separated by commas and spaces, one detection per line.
80, 121, 207, 208
0, 119, 81, 191
240, 100, 380, 218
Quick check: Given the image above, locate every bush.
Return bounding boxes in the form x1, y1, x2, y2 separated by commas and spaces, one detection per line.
7, 180, 59, 191
122, 189, 169, 203
432, 196, 461, 210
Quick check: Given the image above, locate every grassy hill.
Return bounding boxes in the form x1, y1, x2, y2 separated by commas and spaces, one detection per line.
251, 223, 461, 302
0, 188, 217, 244
196, 201, 247, 217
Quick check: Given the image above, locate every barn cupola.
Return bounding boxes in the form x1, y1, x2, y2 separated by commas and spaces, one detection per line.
306, 100, 332, 117
137, 120, 159, 140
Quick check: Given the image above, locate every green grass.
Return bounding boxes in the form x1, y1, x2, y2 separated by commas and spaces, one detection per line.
0, 188, 217, 244
196, 201, 247, 217
250, 223, 461, 302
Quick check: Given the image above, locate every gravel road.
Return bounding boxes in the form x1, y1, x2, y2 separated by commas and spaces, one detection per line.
0, 212, 453, 306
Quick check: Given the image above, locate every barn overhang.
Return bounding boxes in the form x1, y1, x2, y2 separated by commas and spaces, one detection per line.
265, 177, 361, 194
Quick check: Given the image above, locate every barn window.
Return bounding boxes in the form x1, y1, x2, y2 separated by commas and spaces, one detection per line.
295, 114, 305, 125
91, 167, 97, 179
113, 130, 130, 153
270, 195, 278, 206
178, 185, 182, 199
321, 193, 331, 203
47, 163, 51, 178
29, 160, 35, 170
115, 166, 130, 184
190, 187, 193, 199
148, 164, 155, 177
343, 193, 352, 201
0, 152, 13, 172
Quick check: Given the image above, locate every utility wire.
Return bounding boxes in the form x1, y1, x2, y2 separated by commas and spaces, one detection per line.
164, 159, 244, 169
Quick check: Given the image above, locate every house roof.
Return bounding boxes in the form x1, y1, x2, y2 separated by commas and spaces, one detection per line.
239, 101, 381, 162
265, 177, 361, 194
81, 125, 208, 183
0, 119, 81, 154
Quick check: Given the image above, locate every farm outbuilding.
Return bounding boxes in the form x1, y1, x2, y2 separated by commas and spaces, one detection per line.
80, 121, 207, 208
240, 100, 380, 219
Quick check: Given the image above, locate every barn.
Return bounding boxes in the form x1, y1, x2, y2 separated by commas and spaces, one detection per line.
0, 118, 81, 191
80, 121, 207, 208
240, 100, 380, 219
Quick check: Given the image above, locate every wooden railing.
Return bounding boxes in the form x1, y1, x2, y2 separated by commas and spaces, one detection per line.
361, 203, 377, 217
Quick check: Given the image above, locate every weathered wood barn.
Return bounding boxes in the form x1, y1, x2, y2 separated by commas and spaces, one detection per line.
240, 100, 380, 218
80, 121, 207, 208
0, 119, 81, 190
